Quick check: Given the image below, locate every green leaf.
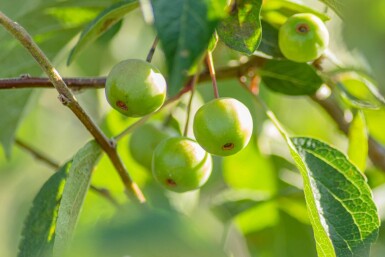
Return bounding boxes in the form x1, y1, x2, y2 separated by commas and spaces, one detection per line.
257, 20, 283, 58
53, 141, 102, 256
319, 0, 344, 18
364, 108, 385, 146
348, 111, 368, 172
336, 72, 385, 110
217, 0, 262, 55
260, 59, 323, 95
0, 89, 35, 158
263, 108, 380, 256
18, 162, 70, 257
151, 0, 227, 95
67, 0, 139, 64
290, 137, 380, 257
261, 0, 330, 25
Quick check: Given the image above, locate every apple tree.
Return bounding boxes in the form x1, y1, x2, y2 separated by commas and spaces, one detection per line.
0, 0, 384, 256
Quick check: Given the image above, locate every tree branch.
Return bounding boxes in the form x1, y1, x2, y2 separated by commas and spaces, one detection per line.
0, 76, 105, 90
1, 39, 384, 173
0, 11, 145, 203
0, 56, 267, 90
15, 138, 120, 207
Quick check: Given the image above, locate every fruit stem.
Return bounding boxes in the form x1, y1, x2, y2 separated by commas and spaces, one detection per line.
183, 68, 201, 137
205, 51, 220, 98
114, 81, 194, 140
146, 35, 159, 63
114, 115, 151, 141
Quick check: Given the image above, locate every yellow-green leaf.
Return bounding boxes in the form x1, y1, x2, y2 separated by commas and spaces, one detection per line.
53, 141, 102, 256
348, 111, 368, 172
67, 0, 139, 65
18, 162, 70, 257
291, 137, 380, 257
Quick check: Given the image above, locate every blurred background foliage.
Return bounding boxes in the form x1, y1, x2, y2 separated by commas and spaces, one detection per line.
0, 0, 385, 256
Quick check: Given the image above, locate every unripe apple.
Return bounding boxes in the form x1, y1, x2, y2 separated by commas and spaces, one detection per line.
193, 97, 253, 156
105, 59, 167, 117
129, 122, 176, 170
152, 137, 212, 192
278, 13, 329, 62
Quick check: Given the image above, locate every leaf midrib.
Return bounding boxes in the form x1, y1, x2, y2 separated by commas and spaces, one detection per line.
303, 149, 367, 243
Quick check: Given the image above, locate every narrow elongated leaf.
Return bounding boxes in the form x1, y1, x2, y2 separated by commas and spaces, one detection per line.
260, 59, 323, 95
291, 137, 380, 257
337, 72, 385, 109
262, 0, 330, 22
67, 0, 139, 64
151, 0, 227, 95
0, 89, 34, 158
217, 0, 262, 55
53, 141, 102, 256
364, 108, 385, 146
348, 111, 368, 172
18, 162, 71, 257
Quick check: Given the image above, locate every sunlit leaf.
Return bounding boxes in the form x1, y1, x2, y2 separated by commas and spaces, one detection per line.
67, 0, 139, 64
53, 141, 102, 256
364, 108, 385, 146
217, 0, 262, 55
18, 162, 70, 257
290, 137, 380, 257
336, 72, 385, 109
44, 6, 99, 28
262, 0, 330, 25
348, 111, 368, 172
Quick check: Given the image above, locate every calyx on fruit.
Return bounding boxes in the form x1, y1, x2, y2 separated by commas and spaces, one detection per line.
105, 59, 167, 117
193, 97, 253, 156
152, 137, 212, 192
129, 122, 176, 170
278, 13, 329, 63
